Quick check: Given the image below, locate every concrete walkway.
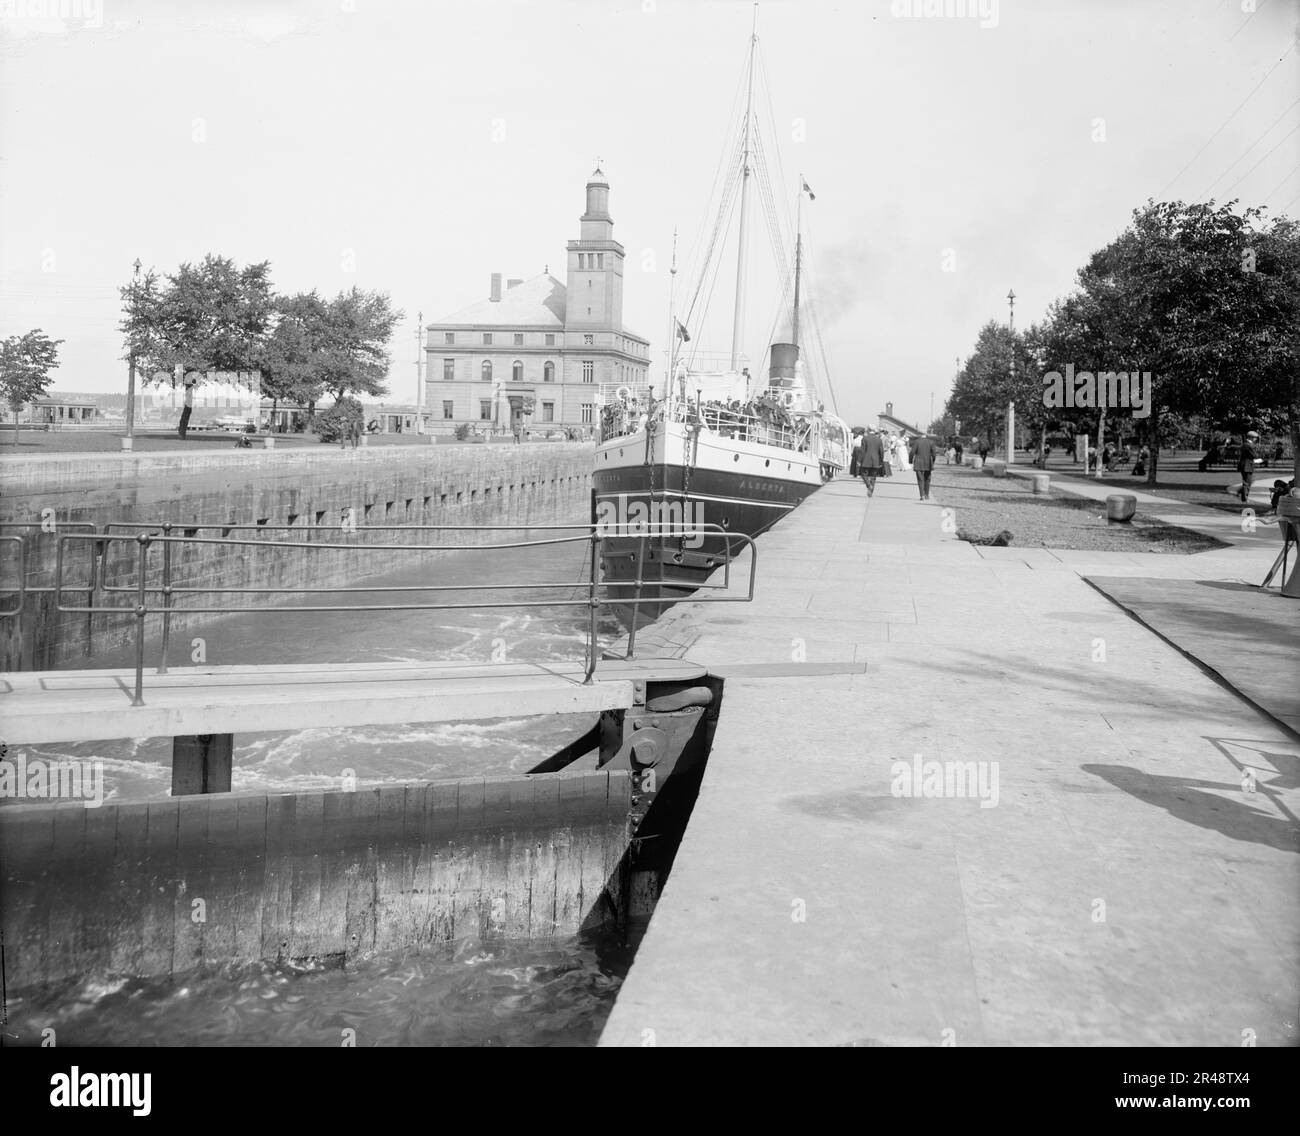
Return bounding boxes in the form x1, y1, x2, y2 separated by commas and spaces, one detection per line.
599, 472, 1299, 1047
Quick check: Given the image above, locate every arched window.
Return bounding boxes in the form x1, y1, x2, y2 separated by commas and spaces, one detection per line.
512, 360, 523, 382
543, 361, 555, 383
482, 360, 492, 382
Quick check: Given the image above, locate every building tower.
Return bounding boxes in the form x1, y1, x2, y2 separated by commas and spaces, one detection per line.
565, 168, 625, 330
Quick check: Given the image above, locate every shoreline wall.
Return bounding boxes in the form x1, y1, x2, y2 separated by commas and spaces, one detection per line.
0, 443, 594, 671
0, 768, 632, 993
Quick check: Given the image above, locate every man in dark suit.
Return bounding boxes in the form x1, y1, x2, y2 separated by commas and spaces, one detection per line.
909, 434, 938, 500
860, 429, 886, 497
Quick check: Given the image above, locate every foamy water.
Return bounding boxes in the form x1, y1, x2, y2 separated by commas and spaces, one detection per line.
1, 531, 640, 1046
4, 532, 621, 804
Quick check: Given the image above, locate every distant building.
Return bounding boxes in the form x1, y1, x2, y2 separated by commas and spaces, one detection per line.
877, 405, 925, 438
370, 403, 419, 434
422, 169, 651, 436
18, 396, 99, 427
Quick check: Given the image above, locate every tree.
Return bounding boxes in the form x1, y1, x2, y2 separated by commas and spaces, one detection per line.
1068, 201, 1297, 484
314, 287, 401, 405
945, 321, 1040, 449
122, 255, 275, 438
0, 330, 62, 445
258, 292, 329, 425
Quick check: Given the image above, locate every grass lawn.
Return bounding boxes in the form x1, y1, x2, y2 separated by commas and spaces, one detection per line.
1028, 449, 1296, 515
0, 429, 441, 455
930, 464, 1226, 553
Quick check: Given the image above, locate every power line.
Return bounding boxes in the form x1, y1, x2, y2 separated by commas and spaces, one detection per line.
1228, 0, 1267, 43
1200, 95, 1300, 197
1223, 122, 1300, 195
1264, 160, 1300, 200
1157, 39, 1295, 198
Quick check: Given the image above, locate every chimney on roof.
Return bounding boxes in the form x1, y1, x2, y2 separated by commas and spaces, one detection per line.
507, 278, 522, 290
490, 273, 502, 302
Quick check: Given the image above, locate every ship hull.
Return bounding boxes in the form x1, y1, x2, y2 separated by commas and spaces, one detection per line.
594, 421, 824, 626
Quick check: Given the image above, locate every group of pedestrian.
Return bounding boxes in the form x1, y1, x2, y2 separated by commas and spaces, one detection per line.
852, 428, 937, 500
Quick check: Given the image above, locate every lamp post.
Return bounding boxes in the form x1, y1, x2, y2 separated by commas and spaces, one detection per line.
123, 258, 142, 452
1006, 289, 1016, 463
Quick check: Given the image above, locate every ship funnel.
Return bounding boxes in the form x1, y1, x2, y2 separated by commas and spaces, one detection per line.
769, 343, 799, 390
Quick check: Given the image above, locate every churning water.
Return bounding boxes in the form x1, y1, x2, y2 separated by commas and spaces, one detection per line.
2, 528, 644, 1047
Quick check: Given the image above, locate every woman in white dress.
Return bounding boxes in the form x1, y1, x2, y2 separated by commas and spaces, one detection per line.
893, 434, 912, 472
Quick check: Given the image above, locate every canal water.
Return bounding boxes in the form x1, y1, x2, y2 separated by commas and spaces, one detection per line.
14, 526, 622, 801
2, 526, 648, 1047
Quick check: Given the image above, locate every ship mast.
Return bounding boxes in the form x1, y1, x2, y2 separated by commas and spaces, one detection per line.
792, 187, 802, 352
729, 3, 759, 371
665, 228, 678, 413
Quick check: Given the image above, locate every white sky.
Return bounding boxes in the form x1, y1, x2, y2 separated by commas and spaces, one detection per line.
1, 0, 1297, 428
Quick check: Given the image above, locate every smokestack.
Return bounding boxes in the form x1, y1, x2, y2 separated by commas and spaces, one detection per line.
769, 342, 799, 389
490, 273, 502, 302
507, 278, 522, 290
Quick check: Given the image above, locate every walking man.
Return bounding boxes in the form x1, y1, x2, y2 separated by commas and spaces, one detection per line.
1238, 430, 1261, 503
860, 429, 885, 497
910, 433, 938, 500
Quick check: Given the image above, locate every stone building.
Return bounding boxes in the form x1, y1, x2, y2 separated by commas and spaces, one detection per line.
422, 169, 650, 436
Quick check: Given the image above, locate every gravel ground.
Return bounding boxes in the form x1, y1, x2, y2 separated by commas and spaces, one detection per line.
927, 465, 1226, 553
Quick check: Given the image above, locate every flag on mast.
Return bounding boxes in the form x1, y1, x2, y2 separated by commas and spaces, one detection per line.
676, 319, 691, 342
801, 178, 816, 200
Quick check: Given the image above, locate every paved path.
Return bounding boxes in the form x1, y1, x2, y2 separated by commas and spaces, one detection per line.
1084, 577, 1300, 739
600, 473, 1299, 1047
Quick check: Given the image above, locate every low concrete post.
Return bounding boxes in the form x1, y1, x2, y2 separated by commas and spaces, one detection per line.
1032, 474, 1051, 495
172, 733, 234, 795
1106, 493, 1137, 523
264, 436, 275, 449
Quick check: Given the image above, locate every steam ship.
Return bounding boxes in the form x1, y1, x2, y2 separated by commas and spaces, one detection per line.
594, 14, 850, 624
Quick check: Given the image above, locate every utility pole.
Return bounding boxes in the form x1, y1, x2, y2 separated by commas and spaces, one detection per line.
414, 310, 424, 433
123, 258, 141, 452
1006, 289, 1016, 463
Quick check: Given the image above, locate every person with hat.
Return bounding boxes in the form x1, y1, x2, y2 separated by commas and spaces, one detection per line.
1237, 430, 1261, 503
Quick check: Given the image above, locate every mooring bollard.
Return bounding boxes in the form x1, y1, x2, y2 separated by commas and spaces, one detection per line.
1106, 493, 1137, 523
1032, 474, 1051, 495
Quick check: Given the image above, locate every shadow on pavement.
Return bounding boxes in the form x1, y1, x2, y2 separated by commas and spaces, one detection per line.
1083, 763, 1299, 853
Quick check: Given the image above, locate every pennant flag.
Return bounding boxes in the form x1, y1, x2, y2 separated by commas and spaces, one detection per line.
676, 319, 691, 342
802, 179, 816, 200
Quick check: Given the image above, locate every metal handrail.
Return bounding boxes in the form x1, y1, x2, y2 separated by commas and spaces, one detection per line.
15, 520, 758, 706
0, 535, 26, 617
0, 521, 98, 597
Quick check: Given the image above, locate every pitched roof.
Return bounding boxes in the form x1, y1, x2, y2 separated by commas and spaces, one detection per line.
878, 412, 924, 435
432, 274, 566, 328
